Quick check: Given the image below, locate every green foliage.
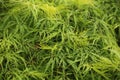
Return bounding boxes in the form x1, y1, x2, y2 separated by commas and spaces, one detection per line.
0, 0, 120, 80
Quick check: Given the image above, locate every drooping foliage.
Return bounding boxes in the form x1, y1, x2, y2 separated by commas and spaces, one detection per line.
0, 0, 120, 80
